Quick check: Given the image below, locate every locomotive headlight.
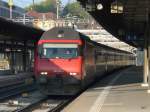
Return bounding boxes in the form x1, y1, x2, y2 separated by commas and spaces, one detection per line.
70, 72, 77, 76
40, 72, 48, 75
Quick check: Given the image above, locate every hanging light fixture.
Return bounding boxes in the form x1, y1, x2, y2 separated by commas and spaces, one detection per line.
97, 3, 103, 10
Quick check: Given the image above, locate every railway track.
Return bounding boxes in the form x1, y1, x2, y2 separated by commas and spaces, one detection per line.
0, 90, 46, 112
0, 69, 125, 112
0, 82, 36, 101
0, 74, 36, 101
29, 98, 72, 112
0, 91, 72, 112
0, 70, 125, 112
0, 73, 77, 112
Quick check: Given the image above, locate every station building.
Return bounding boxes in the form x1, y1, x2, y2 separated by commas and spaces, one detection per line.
0, 0, 25, 19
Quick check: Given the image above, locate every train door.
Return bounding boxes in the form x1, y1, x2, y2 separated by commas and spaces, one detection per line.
82, 41, 95, 85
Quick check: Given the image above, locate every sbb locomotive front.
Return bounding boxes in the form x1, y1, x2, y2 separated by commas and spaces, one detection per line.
34, 27, 134, 95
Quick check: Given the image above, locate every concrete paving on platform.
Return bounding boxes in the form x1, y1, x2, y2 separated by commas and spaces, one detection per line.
62, 66, 150, 112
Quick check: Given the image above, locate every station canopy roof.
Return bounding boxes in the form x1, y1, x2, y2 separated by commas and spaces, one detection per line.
77, 0, 150, 48
0, 17, 44, 42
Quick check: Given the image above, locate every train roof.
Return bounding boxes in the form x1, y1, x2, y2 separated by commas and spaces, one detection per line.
41, 27, 80, 40
79, 33, 132, 54
41, 27, 133, 54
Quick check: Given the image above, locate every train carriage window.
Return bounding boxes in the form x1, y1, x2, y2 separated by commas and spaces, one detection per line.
37, 45, 42, 57
78, 45, 83, 56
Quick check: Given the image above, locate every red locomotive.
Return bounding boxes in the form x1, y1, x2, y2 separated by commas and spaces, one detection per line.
34, 27, 134, 95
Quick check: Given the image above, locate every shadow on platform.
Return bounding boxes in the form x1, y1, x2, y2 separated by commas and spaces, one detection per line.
88, 66, 143, 92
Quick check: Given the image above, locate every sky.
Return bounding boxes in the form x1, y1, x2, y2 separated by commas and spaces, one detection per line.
2, 0, 70, 8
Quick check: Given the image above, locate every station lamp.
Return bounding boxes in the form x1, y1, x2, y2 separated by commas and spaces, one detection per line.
8, 0, 13, 6
8, 0, 13, 19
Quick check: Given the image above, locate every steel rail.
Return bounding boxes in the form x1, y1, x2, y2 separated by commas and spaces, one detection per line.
0, 83, 36, 101
14, 96, 48, 112
49, 100, 71, 112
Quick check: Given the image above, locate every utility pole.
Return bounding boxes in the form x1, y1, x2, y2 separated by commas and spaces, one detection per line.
23, 14, 26, 25
33, 0, 35, 5
33, 0, 35, 10
8, 0, 13, 19
56, 0, 59, 19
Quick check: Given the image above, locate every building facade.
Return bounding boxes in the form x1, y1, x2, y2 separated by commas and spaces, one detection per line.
0, 0, 25, 19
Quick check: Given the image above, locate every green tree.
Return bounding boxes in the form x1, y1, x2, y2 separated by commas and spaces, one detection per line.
26, 0, 61, 14
62, 2, 90, 19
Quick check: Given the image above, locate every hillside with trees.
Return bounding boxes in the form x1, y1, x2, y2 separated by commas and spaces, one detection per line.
62, 2, 90, 19
26, 0, 61, 13
26, 0, 90, 19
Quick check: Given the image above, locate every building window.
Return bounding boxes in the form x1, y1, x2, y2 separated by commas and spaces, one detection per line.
111, 1, 123, 14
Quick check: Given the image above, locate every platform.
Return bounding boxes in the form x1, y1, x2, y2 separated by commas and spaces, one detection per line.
62, 66, 150, 112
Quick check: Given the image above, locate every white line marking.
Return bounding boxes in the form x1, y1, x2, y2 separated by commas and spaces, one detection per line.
103, 102, 123, 106
89, 73, 122, 112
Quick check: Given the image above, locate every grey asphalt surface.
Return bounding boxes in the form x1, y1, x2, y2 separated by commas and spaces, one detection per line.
62, 66, 150, 112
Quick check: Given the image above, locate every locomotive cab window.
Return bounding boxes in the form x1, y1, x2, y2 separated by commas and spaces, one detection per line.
40, 43, 79, 59
37, 45, 43, 57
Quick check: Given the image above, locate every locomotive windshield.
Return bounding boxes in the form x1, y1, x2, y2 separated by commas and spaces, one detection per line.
40, 43, 78, 59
